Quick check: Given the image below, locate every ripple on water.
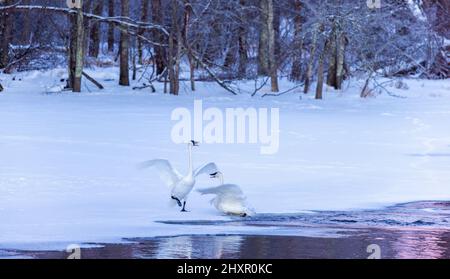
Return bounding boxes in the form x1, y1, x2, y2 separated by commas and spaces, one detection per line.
158, 201, 450, 231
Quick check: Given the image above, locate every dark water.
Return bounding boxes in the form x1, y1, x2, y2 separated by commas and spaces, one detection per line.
3, 201, 450, 259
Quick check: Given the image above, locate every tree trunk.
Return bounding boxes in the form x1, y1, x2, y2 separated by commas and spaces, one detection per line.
89, 1, 103, 58
183, 0, 195, 91
327, 20, 346, 90
290, 0, 303, 81
237, 0, 248, 79
223, 40, 236, 69
168, 29, 175, 94
107, 0, 115, 52
67, 12, 77, 89
168, 0, 181, 95
119, 0, 130, 86
138, 0, 149, 65
335, 31, 346, 89
21, 0, 31, 44
304, 24, 322, 94
73, 1, 85, 93
258, 0, 270, 76
0, 0, 12, 69
267, 0, 278, 92
326, 22, 338, 89
316, 40, 330, 100
152, 0, 166, 76
83, 0, 93, 60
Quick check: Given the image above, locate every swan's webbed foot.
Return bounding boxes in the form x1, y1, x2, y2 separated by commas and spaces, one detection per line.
181, 201, 188, 212
171, 196, 182, 207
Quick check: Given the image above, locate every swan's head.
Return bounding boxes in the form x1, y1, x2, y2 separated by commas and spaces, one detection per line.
189, 140, 200, 147
210, 171, 224, 185
209, 171, 222, 179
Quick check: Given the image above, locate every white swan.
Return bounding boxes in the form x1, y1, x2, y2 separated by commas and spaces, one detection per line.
198, 172, 254, 217
139, 140, 218, 212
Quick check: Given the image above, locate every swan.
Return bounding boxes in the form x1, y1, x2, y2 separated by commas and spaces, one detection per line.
139, 140, 218, 212
197, 172, 254, 217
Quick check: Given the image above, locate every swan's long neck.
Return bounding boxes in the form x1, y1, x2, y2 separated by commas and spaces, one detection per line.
188, 143, 193, 177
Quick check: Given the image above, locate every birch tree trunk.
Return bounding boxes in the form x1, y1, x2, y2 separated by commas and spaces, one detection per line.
119, 0, 130, 86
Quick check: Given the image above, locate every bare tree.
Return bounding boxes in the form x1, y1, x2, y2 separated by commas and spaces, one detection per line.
237, 0, 248, 79
21, 0, 31, 44
0, 0, 12, 69
152, 0, 166, 76
316, 39, 330, 100
290, 0, 303, 81
119, 0, 130, 86
138, 0, 149, 65
168, 0, 182, 95
183, 0, 195, 91
89, 1, 103, 58
73, 0, 85, 92
304, 24, 321, 94
107, 0, 115, 52
258, 0, 270, 76
267, 0, 279, 92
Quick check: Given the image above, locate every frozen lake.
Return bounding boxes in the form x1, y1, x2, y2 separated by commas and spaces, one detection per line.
3, 201, 449, 259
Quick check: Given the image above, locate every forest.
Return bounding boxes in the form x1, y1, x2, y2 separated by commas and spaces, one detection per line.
0, 0, 448, 98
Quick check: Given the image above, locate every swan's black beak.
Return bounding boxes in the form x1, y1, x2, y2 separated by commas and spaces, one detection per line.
210, 171, 222, 179
191, 140, 200, 147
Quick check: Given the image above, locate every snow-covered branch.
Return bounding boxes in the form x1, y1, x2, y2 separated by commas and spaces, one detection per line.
0, 5, 169, 36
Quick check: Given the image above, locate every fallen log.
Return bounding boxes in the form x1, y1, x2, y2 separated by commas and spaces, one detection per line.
82, 72, 104, 89
132, 83, 156, 93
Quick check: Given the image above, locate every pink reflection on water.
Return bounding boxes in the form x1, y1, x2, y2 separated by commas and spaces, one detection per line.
392, 228, 448, 259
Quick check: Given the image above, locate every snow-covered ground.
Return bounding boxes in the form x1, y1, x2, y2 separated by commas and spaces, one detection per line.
0, 68, 449, 250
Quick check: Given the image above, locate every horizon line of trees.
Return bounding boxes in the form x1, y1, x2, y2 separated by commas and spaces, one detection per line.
0, 0, 448, 98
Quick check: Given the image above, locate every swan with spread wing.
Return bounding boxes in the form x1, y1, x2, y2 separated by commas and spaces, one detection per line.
139, 140, 218, 212
198, 172, 255, 217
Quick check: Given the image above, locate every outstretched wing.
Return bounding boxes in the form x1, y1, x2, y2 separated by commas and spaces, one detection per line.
194, 162, 219, 178
138, 159, 182, 189
197, 184, 244, 197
